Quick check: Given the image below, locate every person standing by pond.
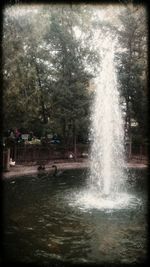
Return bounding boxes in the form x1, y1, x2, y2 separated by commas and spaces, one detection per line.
5, 128, 18, 161
5, 129, 15, 160
14, 128, 21, 142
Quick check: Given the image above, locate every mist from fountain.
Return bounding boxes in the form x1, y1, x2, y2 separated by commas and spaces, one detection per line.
89, 41, 125, 197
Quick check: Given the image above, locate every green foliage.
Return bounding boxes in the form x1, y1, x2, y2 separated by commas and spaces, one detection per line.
3, 5, 98, 143
116, 6, 147, 139
3, 4, 147, 147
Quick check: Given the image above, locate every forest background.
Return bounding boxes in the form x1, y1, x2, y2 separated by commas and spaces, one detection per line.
2, 3, 148, 150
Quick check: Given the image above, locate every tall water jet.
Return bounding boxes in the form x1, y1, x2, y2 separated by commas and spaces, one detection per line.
89, 40, 125, 196
70, 39, 140, 211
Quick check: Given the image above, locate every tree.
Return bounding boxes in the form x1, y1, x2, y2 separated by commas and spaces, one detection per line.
43, 13, 94, 153
3, 7, 51, 132
3, 4, 99, 147
116, 6, 148, 146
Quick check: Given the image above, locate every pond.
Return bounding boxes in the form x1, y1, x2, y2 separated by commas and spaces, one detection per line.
2, 168, 148, 265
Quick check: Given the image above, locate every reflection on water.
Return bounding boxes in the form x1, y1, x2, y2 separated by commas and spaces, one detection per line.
3, 168, 147, 264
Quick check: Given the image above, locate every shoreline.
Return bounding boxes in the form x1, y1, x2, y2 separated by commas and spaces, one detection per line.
2, 159, 148, 179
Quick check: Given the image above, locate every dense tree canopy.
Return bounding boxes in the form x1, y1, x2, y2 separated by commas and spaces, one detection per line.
116, 6, 148, 143
3, 4, 147, 147
3, 5, 98, 142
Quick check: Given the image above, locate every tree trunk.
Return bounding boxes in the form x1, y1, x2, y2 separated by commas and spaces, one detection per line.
126, 98, 132, 161
62, 119, 67, 145
126, 38, 133, 162
35, 63, 48, 124
128, 116, 132, 161
73, 120, 77, 161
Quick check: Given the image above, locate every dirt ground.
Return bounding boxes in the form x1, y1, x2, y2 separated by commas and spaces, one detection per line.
2, 158, 148, 179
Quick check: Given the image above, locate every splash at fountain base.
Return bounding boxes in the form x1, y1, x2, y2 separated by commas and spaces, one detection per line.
69, 189, 141, 212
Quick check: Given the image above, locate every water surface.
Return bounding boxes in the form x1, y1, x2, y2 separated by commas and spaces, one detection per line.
2, 168, 147, 265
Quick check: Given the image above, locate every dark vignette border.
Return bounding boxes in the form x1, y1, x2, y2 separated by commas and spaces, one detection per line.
0, 1, 149, 267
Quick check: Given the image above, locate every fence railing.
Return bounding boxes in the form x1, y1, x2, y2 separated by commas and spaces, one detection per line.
10, 144, 89, 163
3, 143, 148, 166
125, 143, 148, 162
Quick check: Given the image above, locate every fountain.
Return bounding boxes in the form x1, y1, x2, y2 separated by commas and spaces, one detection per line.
72, 38, 141, 211
89, 41, 125, 196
